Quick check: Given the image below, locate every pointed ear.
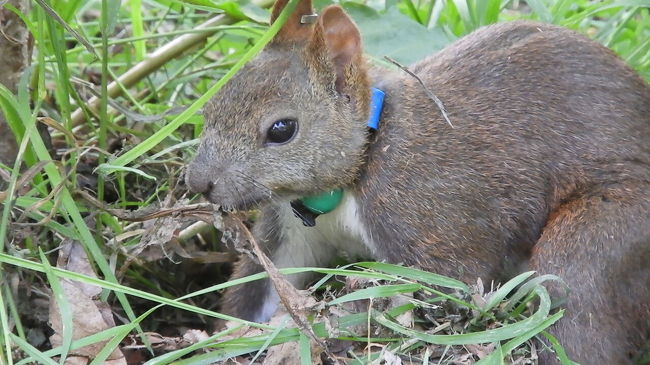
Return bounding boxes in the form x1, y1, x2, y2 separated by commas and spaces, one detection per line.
270, 0, 315, 43
317, 5, 364, 93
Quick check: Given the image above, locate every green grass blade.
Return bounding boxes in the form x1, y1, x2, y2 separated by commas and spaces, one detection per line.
251, 316, 290, 363
452, 0, 475, 31
39, 248, 73, 364
550, 0, 574, 23
0, 276, 13, 365
526, 0, 553, 23
3, 284, 25, 341
478, 343, 504, 365
503, 274, 566, 312
373, 285, 552, 345
426, 0, 445, 28
561, 0, 650, 28
16, 324, 134, 364
143, 324, 245, 364
601, 7, 639, 47
483, 0, 502, 24
482, 271, 536, 312
403, 0, 423, 24
476, 311, 564, 364
299, 332, 311, 365
0, 253, 262, 326
541, 330, 579, 365
58, 0, 85, 22
626, 36, 650, 65
89, 324, 133, 365
328, 283, 421, 305
35, 0, 98, 58
40, 6, 74, 130
94, 164, 158, 180
172, 329, 303, 364
0, 86, 35, 166
9, 333, 58, 365
89, 304, 167, 365
354, 262, 469, 291
130, 0, 146, 60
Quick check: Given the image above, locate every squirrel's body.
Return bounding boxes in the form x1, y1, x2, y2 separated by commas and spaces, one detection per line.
187, 2, 650, 363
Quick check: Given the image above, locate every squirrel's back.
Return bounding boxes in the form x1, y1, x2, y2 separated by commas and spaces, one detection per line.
358, 21, 650, 363
362, 20, 650, 279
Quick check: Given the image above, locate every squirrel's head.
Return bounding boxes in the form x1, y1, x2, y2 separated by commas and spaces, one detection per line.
186, 0, 371, 210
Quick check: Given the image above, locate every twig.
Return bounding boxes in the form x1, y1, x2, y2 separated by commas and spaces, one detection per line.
75, 189, 213, 221
384, 56, 454, 128
226, 214, 340, 364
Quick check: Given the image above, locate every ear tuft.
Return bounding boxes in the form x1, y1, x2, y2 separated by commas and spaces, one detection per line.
270, 0, 315, 43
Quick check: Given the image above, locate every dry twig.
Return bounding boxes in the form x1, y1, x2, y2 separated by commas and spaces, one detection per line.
223, 212, 340, 364
384, 56, 454, 128
75, 189, 213, 222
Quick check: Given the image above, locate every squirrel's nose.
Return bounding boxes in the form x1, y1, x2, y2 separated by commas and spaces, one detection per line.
185, 160, 212, 195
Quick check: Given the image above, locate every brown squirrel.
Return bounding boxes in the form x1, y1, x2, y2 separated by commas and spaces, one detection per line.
185, 0, 650, 363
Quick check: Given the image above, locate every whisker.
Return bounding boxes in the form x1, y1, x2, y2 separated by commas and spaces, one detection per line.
234, 171, 279, 206
230, 175, 246, 212
231, 170, 336, 248
209, 174, 223, 191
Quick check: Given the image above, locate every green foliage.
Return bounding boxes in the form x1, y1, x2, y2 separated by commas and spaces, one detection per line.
0, 0, 647, 364
344, 3, 452, 64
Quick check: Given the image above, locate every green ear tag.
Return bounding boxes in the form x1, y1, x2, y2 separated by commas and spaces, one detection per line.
300, 189, 344, 214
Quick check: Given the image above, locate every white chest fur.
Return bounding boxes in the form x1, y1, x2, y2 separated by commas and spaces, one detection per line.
278, 190, 376, 261
254, 191, 376, 322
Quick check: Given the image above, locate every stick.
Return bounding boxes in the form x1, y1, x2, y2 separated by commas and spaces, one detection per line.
384, 56, 454, 128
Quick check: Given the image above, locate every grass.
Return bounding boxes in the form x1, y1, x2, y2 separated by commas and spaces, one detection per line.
0, 0, 648, 364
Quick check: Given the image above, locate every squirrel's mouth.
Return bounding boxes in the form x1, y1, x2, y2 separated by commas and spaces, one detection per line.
203, 187, 271, 212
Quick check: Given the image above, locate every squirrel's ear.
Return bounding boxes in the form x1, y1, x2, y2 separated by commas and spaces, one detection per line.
270, 0, 315, 43
315, 5, 364, 93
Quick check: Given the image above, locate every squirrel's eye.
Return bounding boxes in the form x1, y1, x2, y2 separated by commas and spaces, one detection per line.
266, 119, 298, 145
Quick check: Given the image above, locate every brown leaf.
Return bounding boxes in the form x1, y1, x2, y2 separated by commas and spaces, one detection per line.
48, 242, 125, 363
262, 341, 302, 365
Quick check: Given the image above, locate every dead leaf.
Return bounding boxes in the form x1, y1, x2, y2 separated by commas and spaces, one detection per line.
381, 349, 402, 365
49, 242, 125, 363
262, 341, 302, 365
390, 295, 413, 328
466, 343, 495, 360
61, 356, 88, 365
182, 329, 209, 345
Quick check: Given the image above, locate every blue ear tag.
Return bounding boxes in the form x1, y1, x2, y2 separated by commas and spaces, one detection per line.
367, 88, 385, 130
294, 88, 385, 225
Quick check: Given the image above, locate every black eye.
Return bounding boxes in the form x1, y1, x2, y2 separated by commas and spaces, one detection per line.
266, 119, 298, 145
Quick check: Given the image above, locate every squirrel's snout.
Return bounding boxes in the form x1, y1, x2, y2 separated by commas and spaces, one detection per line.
185, 160, 212, 195
185, 157, 233, 206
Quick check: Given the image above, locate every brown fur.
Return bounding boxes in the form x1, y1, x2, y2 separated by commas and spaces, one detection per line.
269, 0, 315, 43
186, 1, 650, 363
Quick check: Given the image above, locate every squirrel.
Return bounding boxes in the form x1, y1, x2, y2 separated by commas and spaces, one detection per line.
185, 0, 650, 363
